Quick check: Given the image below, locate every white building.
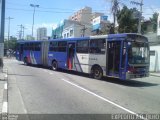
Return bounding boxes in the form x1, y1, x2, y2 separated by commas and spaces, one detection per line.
149, 13, 160, 72
62, 22, 92, 38
37, 27, 47, 40
157, 12, 160, 36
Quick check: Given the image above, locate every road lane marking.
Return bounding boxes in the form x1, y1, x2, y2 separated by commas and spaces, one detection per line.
61, 78, 147, 120
4, 83, 7, 90
2, 102, 8, 113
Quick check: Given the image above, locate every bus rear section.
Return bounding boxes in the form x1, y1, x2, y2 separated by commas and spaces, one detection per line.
16, 41, 45, 65
16, 42, 24, 61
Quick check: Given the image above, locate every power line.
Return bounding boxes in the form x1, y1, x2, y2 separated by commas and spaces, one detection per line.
6, 7, 112, 14
6, 2, 112, 12
17, 24, 24, 39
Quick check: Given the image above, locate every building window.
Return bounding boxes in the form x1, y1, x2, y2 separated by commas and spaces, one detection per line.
70, 30, 73, 37
67, 33, 69, 38
150, 50, 155, 56
64, 34, 66, 38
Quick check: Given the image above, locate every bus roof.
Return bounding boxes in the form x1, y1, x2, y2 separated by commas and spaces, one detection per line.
17, 33, 147, 43
107, 33, 147, 39
17, 40, 43, 43
49, 36, 90, 42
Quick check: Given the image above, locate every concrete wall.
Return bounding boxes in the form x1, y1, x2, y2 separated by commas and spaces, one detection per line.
150, 45, 160, 72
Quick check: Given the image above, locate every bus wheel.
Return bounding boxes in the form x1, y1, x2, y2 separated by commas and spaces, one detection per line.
52, 61, 58, 71
91, 66, 103, 79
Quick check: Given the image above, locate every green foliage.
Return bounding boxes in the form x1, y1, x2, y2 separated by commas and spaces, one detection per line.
141, 22, 148, 34
150, 12, 159, 32
117, 6, 138, 33
4, 36, 17, 50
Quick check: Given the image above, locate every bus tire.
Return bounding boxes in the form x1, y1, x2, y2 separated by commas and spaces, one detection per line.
91, 66, 103, 79
52, 61, 58, 71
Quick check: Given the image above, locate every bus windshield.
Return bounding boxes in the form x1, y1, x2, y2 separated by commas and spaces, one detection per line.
128, 42, 149, 64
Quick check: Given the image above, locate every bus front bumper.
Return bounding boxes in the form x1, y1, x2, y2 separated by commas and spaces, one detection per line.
126, 72, 149, 80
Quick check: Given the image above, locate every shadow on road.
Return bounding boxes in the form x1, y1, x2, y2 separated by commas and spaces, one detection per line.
20, 64, 159, 88
55, 69, 159, 88
101, 77, 159, 87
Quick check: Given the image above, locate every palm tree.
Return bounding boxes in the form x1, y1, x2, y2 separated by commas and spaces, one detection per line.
110, 0, 120, 33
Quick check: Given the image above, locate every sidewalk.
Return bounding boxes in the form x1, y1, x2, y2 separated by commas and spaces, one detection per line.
150, 72, 160, 77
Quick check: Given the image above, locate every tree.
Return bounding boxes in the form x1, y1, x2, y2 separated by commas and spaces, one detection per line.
117, 6, 138, 33
150, 12, 159, 32
4, 36, 17, 50
141, 22, 148, 34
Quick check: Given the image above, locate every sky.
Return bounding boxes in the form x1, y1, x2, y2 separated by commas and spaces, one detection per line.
5, 0, 160, 39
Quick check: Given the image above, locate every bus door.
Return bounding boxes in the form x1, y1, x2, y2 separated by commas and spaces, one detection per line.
119, 41, 127, 79
107, 41, 121, 78
67, 42, 76, 70
19, 43, 24, 61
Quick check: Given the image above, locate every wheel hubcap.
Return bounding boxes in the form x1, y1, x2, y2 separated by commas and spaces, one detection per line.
95, 70, 100, 76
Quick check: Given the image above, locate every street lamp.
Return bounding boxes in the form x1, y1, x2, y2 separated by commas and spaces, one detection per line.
30, 4, 39, 37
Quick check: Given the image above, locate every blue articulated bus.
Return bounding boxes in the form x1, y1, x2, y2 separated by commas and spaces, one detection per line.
16, 33, 150, 80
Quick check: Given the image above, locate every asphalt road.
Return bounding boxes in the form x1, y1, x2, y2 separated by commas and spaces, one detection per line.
4, 58, 160, 120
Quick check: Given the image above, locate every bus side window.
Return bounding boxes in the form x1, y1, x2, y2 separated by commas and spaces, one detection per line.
58, 41, 67, 52
89, 39, 105, 54
49, 42, 53, 51
32, 43, 35, 51
24, 43, 27, 50
35, 43, 41, 51
76, 40, 89, 53
29, 43, 31, 50
26, 43, 29, 50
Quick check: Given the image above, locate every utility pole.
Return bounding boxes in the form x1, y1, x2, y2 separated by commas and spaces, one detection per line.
77, 23, 87, 37
0, 0, 5, 69
30, 4, 39, 38
22, 26, 26, 39
18, 24, 23, 39
81, 25, 87, 37
6, 17, 14, 50
131, 0, 143, 34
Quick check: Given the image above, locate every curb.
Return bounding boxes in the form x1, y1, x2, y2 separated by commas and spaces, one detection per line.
1, 68, 8, 120
150, 74, 160, 77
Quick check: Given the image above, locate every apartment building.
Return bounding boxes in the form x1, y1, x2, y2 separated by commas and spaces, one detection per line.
37, 27, 47, 40
69, 6, 92, 24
